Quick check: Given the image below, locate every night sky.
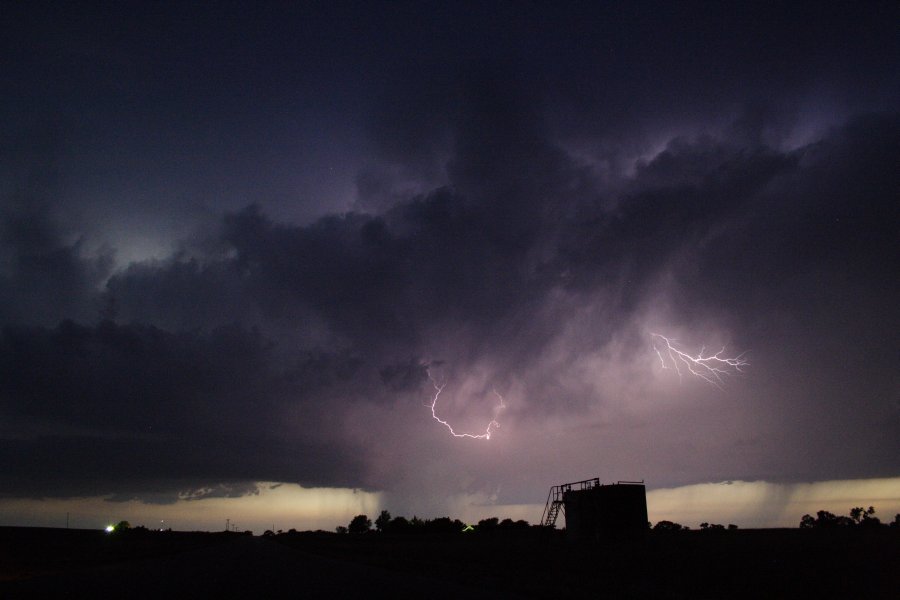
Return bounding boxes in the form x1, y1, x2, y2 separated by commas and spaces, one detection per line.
2, 2, 898, 531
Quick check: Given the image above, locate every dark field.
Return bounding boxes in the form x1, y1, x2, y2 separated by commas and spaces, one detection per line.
275, 528, 900, 599
1, 526, 898, 598
0, 526, 241, 581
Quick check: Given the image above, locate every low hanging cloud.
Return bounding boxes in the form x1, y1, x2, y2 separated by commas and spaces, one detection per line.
0, 320, 367, 501
0, 96, 897, 511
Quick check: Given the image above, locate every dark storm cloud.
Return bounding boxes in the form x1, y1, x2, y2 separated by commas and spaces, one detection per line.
0, 192, 113, 327
5, 109, 898, 499
0, 116, 114, 326
380, 360, 428, 394
104, 256, 253, 332
1, 2, 898, 506
0, 320, 365, 500
691, 115, 900, 308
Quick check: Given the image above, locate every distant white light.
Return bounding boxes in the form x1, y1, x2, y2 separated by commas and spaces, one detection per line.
105, 525, 115, 533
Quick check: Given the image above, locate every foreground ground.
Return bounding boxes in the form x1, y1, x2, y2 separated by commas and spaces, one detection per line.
1, 526, 897, 598
275, 527, 899, 599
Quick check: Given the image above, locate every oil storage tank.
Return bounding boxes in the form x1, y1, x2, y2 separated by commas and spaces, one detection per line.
543, 478, 648, 542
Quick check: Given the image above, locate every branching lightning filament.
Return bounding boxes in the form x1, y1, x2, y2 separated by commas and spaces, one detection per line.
651, 332, 747, 388
427, 372, 505, 440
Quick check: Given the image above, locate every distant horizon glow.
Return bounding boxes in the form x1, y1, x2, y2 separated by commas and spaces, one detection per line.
2, 478, 897, 534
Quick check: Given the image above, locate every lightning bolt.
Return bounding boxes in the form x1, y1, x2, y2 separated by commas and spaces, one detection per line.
427, 371, 505, 440
651, 332, 747, 388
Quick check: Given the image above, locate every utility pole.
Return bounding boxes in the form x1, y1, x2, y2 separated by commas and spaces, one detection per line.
66, 512, 69, 529
226, 518, 230, 532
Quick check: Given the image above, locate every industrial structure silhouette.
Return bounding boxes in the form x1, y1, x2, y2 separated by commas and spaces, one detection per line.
542, 478, 648, 541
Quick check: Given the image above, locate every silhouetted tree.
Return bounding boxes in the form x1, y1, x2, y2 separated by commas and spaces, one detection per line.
800, 508, 875, 529
477, 517, 499, 532
850, 506, 881, 528
335, 525, 348, 534
389, 516, 411, 533
494, 518, 530, 533
652, 520, 684, 531
891, 514, 900, 528
424, 517, 461, 534
799, 514, 816, 529
348, 514, 372, 534
801, 511, 838, 528
375, 510, 391, 533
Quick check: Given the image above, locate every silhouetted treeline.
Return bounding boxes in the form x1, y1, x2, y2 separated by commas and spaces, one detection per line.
650, 520, 738, 532
336, 510, 533, 535
317, 505, 900, 538
800, 506, 900, 529
109, 522, 251, 537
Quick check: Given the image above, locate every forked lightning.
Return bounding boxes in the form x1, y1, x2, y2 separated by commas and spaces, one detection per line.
651, 332, 747, 388
428, 371, 505, 440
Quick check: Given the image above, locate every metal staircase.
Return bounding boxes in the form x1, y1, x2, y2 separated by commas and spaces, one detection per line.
541, 486, 564, 527
540, 477, 602, 528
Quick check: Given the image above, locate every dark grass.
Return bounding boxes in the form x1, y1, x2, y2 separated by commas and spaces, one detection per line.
0, 526, 245, 581
1, 525, 897, 598
275, 527, 900, 599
